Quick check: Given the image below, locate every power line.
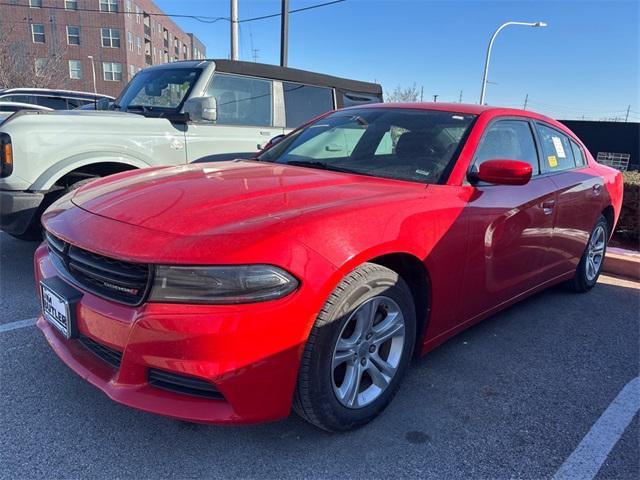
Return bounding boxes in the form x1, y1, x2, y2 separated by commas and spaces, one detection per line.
239, 0, 346, 23
0, 1, 229, 23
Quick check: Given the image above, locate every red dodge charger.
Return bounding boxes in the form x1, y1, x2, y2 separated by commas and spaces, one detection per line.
35, 103, 623, 431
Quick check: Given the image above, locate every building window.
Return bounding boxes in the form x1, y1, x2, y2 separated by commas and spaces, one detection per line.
66, 26, 80, 45
129, 64, 136, 80
64, 0, 78, 10
135, 36, 141, 54
101, 28, 121, 48
31, 24, 45, 43
29, 0, 42, 8
135, 5, 141, 23
69, 60, 82, 79
34, 58, 46, 77
102, 62, 123, 81
127, 31, 133, 51
99, 0, 118, 13
125, 0, 132, 16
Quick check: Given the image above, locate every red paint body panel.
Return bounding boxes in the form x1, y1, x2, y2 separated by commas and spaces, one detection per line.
35, 104, 624, 424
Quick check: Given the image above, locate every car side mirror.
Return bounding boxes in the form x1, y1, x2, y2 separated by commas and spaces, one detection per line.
470, 159, 533, 186
184, 96, 217, 123
263, 134, 286, 151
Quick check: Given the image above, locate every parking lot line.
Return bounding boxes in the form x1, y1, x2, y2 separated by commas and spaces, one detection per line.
552, 376, 640, 480
0, 318, 37, 333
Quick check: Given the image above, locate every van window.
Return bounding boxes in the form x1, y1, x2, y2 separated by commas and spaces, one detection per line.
535, 123, 575, 173
206, 73, 272, 127
342, 91, 382, 107
283, 82, 333, 128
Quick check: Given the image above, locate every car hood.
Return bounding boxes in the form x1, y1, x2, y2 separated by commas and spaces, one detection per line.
71, 161, 425, 236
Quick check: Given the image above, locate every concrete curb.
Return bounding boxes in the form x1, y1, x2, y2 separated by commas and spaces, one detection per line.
604, 247, 640, 280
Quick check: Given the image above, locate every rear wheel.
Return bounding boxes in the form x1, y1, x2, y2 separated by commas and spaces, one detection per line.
567, 215, 608, 292
294, 263, 416, 432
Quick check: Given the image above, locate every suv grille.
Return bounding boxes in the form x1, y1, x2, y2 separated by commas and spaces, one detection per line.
46, 232, 151, 305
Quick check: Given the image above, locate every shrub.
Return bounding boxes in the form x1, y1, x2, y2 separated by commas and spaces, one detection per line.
615, 171, 640, 245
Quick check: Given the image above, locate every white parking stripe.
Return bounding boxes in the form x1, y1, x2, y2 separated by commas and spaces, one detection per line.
0, 318, 37, 333
553, 376, 640, 480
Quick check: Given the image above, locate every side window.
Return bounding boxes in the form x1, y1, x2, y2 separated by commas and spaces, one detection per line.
535, 123, 576, 173
374, 126, 409, 155
570, 139, 586, 167
3, 95, 32, 103
283, 82, 334, 128
34, 96, 69, 110
342, 91, 382, 107
206, 73, 272, 127
474, 120, 540, 175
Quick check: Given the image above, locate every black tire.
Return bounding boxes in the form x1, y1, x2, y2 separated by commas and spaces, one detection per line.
293, 262, 416, 432
567, 215, 609, 293
7, 178, 96, 241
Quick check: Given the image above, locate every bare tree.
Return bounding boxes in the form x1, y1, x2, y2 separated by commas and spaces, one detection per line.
385, 83, 421, 103
0, 23, 69, 90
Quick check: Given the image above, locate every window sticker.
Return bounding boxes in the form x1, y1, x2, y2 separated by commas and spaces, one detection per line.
551, 136, 566, 158
548, 155, 558, 167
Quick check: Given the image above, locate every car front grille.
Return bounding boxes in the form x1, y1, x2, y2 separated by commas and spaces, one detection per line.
46, 231, 152, 305
148, 369, 225, 400
78, 336, 123, 369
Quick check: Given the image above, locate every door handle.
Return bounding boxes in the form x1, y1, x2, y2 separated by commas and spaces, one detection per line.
592, 184, 602, 195
541, 199, 555, 215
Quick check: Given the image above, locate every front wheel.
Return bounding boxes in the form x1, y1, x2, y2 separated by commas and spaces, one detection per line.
294, 263, 416, 432
567, 215, 609, 292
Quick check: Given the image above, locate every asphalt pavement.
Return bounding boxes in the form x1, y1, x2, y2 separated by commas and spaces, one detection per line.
1, 232, 638, 479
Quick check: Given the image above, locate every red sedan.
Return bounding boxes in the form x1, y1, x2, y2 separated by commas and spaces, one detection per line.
35, 103, 623, 431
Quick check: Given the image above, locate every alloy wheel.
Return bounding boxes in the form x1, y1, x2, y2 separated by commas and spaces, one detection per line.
586, 224, 606, 281
331, 296, 406, 409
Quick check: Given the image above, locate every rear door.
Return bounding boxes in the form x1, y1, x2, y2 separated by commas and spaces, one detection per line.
460, 118, 558, 318
184, 73, 284, 162
534, 122, 604, 276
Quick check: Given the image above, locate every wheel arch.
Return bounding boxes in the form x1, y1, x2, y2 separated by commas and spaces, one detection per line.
368, 252, 431, 356
602, 204, 615, 239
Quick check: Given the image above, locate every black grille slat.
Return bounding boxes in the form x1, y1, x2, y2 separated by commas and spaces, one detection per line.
45, 232, 151, 305
148, 369, 224, 400
79, 336, 123, 369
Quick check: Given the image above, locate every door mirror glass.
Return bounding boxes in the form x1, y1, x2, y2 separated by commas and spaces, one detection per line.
263, 134, 286, 151
184, 96, 217, 123
472, 159, 533, 186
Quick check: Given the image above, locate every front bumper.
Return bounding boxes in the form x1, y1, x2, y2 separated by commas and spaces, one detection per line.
34, 243, 315, 424
0, 189, 44, 235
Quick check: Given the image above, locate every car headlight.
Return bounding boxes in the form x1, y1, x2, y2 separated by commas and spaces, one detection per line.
149, 265, 298, 304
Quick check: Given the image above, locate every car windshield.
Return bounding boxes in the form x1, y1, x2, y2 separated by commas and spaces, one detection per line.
258, 108, 476, 184
114, 67, 202, 114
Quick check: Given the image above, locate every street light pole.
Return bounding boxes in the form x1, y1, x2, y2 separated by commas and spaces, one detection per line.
87, 55, 97, 107
280, 0, 289, 67
479, 21, 547, 105
230, 0, 239, 60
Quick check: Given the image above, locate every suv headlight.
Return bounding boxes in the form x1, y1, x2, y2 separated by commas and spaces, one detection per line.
149, 265, 298, 304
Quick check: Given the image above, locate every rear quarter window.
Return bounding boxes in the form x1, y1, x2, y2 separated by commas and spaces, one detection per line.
535, 123, 576, 173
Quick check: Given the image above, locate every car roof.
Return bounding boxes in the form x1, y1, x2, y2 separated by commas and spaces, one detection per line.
145, 59, 383, 95
349, 102, 559, 122
0, 101, 52, 110
0, 88, 114, 99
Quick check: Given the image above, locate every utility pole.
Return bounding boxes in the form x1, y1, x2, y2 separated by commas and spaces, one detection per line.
280, 0, 289, 67
432, 94, 439, 102
523, 93, 528, 110
420, 86, 424, 102
458, 90, 463, 103
230, 0, 239, 60
625, 105, 630, 122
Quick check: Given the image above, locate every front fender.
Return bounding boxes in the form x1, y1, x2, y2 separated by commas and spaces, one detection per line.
31, 154, 151, 191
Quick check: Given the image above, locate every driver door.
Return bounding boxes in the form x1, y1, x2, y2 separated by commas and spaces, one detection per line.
184, 73, 284, 162
459, 119, 557, 320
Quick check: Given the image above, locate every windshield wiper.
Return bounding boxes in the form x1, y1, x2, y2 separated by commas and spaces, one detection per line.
284, 160, 359, 175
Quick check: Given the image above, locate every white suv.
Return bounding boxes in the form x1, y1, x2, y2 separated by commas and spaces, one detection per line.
0, 59, 382, 239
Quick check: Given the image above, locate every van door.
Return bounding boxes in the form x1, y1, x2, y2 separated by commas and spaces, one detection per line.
184, 73, 284, 163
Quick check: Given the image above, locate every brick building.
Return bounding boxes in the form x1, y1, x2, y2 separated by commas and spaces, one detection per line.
0, 0, 206, 97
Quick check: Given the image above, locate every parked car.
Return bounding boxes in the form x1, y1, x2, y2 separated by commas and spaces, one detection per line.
0, 60, 382, 239
34, 103, 623, 431
0, 101, 53, 113
0, 88, 113, 110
